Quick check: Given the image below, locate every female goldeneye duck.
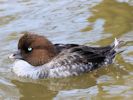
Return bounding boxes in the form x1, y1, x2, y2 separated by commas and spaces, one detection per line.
9, 32, 122, 79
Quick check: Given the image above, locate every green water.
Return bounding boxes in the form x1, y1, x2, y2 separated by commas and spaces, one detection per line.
0, 0, 133, 100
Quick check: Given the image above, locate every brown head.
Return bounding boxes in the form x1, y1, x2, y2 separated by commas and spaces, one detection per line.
10, 32, 57, 66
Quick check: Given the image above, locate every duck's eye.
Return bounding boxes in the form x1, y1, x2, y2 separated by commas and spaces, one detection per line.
28, 47, 32, 52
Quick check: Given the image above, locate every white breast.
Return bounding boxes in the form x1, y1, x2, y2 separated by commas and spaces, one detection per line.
12, 60, 42, 79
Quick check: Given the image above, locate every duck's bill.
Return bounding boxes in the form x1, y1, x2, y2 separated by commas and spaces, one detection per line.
9, 50, 23, 60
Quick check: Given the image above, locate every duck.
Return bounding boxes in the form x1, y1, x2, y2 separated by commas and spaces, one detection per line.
9, 32, 122, 79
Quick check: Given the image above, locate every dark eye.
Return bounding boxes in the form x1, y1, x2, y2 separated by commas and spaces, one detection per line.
27, 47, 32, 52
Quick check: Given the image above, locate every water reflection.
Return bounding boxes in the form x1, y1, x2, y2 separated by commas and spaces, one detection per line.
0, 15, 17, 26
54, 86, 98, 100
82, 0, 133, 45
54, 84, 133, 100
12, 80, 56, 100
11, 73, 97, 100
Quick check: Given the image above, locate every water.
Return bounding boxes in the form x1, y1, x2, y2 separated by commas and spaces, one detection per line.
0, 0, 133, 100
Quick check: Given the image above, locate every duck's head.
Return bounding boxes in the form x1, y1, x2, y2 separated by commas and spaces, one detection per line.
9, 32, 57, 66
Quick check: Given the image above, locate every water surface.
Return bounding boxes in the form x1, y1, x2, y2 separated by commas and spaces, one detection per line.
0, 0, 133, 100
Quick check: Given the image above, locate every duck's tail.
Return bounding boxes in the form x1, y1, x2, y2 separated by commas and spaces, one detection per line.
111, 38, 125, 53
114, 38, 119, 47
105, 38, 125, 64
